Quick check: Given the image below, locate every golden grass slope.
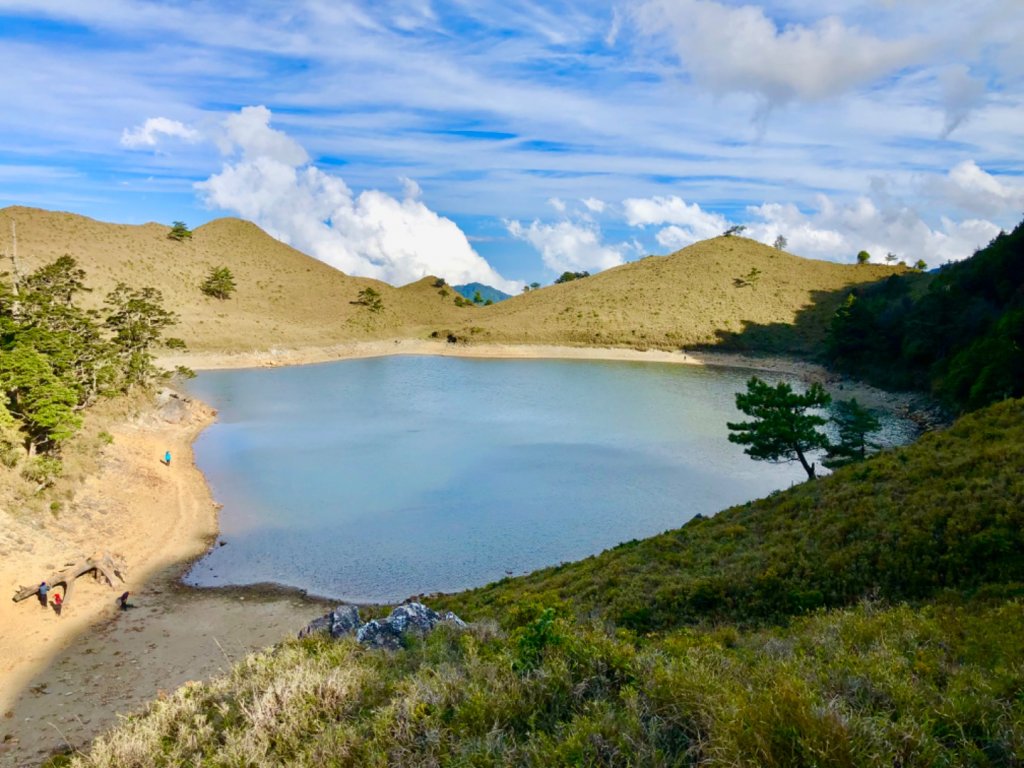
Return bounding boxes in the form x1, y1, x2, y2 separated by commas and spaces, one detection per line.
1, 206, 900, 355
0, 206, 467, 352
464, 238, 901, 351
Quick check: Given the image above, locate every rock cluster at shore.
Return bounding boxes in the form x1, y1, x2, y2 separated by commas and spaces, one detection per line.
299, 602, 466, 650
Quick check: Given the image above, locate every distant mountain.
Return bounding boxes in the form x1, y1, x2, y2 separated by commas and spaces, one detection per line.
453, 282, 512, 304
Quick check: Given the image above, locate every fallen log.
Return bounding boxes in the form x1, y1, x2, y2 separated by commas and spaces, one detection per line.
12, 552, 127, 610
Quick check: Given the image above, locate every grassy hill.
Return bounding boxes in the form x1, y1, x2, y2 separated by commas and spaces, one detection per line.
0, 207, 470, 352
1, 207, 899, 356
454, 238, 900, 353
61, 399, 1024, 767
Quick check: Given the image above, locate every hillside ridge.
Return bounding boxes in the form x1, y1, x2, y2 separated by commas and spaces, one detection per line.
1, 205, 901, 357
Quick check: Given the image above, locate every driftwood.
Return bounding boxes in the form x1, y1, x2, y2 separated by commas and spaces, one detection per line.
12, 552, 127, 610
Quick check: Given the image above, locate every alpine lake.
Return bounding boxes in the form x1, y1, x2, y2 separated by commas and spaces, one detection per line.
182, 355, 917, 602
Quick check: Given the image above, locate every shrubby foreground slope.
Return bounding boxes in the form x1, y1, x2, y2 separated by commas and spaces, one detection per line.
63, 400, 1024, 767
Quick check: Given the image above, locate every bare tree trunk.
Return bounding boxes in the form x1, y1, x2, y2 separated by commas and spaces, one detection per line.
795, 448, 816, 480
12, 553, 127, 611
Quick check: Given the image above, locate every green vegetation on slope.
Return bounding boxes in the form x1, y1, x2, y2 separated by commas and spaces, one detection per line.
828, 218, 1024, 411
68, 595, 1024, 766
436, 399, 1024, 632
1, 255, 177, 465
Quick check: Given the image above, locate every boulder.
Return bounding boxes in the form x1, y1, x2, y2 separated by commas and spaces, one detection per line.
357, 602, 443, 650
298, 604, 361, 639
299, 602, 464, 648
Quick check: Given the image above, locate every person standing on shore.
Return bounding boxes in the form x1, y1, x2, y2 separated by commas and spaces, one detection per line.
164, 450, 171, 466
37, 581, 49, 608
53, 592, 63, 616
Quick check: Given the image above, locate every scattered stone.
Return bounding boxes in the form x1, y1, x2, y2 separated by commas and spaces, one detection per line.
298, 602, 465, 648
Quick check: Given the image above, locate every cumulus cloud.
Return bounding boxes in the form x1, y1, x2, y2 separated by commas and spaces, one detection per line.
621, 164, 1010, 269
631, 0, 926, 106
743, 195, 1000, 267
623, 195, 728, 248
121, 117, 200, 148
195, 106, 518, 291
933, 161, 1024, 218
506, 218, 628, 274
582, 197, 606, 213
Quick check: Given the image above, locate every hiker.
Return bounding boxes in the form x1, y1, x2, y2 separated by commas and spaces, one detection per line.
117, 591, 131, 610
37, 581, 49, 609
53, 592, 63, 616
164, 450, 171, 466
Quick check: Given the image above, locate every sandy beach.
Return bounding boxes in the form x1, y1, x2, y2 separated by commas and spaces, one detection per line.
0, 341, 932, 766
159, 338, 821, 373
0, 390, 331, 766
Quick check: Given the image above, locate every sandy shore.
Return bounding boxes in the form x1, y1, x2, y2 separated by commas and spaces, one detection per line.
0, 340, 934, 766
0, 393, 330, 766
160, 338, 822, 372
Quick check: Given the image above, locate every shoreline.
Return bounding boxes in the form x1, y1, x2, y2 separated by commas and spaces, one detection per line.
0, 391, 332, 766
159, 338, 821, 373
1, 340, 936, 765
161, 338, 935, 415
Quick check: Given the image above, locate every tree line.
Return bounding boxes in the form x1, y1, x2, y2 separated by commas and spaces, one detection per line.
1, 255, 179, 474
827, 217, 1023, 412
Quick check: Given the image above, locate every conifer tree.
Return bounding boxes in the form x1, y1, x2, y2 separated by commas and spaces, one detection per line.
728, 377, 832, 480
823, 398, 881, 469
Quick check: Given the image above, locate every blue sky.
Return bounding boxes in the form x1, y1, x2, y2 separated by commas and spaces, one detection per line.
1, 0, 1022, 289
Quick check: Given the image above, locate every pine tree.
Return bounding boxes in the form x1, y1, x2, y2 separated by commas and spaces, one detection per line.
823, 398, 882, 469
727, 377, 832, 480
201, 266, 237, 300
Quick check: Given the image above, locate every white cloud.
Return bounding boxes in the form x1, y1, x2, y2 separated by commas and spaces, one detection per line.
743, 195, 1000, 267
623, 195, 728, 247
400, 176, 422, 200
217, 106, 308, 165
621, 166, 1009, 268
120, 117, 200, 148
631, 0, 927, 105
934, 161, 1024, 218
196, 106, 518, 292
548, 197, 567, 213
506, 218, 627, 274
582, 197, 606, 213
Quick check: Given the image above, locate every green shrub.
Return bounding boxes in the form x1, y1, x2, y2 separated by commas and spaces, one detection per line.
22, 456, 63, 488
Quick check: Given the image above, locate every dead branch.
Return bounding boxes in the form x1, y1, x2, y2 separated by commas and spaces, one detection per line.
12, 552, 127, 610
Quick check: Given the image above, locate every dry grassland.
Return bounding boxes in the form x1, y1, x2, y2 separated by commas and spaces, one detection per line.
1, 206, 899, 357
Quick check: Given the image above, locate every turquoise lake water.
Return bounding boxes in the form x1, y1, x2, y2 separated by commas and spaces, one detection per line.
182, 356, 915, 602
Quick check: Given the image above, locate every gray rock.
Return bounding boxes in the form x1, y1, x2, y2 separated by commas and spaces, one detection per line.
298, 604, 361, 639
441, 610, 467, 628
328, 604, 361, 638
355, 618, 405, 650
297, 614, 331, 639
299, 601, 465, 648
356, 602, 465, 650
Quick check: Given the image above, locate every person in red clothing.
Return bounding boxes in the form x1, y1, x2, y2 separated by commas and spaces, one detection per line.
53, 592, 63, 616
